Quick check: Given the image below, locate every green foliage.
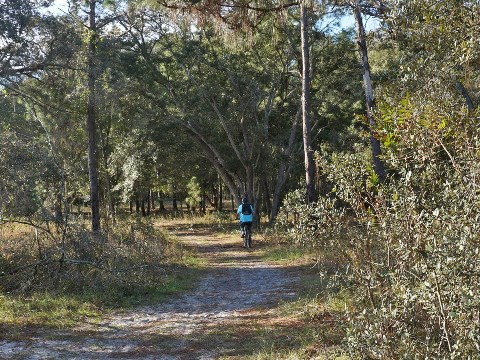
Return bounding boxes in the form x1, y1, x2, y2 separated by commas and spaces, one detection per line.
185, 176, 202, 209
2, 1, 479, 357
282, 94, 480, 358
0, 98, 60, 220
0, 292, 100, 332
261, 246, 311, 263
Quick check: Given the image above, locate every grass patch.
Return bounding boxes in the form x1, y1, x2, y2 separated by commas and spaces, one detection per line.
208, 298, 348, 360
0, 292, 99, 337
261, 245, 312, 263
232, 241, 350, 359
0, 218, 205, 339
0, 292, 98, 326
235, 295, 348, 360
0, 263, 202, 340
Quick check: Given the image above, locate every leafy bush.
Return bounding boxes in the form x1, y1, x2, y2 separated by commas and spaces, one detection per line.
280, 102, 480, 358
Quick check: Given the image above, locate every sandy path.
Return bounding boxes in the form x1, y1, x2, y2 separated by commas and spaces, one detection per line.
0, 227, 300, 359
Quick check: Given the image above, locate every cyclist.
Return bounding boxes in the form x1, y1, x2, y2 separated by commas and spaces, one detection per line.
237, 195, 254, 243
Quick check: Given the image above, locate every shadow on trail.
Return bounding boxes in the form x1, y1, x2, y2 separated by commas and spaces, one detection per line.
0, 225, 305, 360
82, 262, 303, 359
156, 227, 300, 314
147, 265, 299, 315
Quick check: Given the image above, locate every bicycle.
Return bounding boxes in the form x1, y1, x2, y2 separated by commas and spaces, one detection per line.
242, 222, 252, 248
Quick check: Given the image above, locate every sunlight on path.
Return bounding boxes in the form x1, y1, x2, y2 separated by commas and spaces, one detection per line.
0, 227, 301, 359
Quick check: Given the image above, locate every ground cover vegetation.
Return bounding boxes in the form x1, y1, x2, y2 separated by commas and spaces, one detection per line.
1, 0, 479, 358
0, 217, 203, 341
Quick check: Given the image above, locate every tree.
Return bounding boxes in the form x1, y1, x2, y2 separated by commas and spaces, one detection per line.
300, 1, 316, 203
0, 96, 59, 221
0, 0, 49, 81
117, 6, 306, 218
67, 0, 123, 230
351, 0, 385, 181
137, 0, 316, 210
185, 177, 202, 211
0, 0, 85, 230
381, 0, 480, 109
84, 0, 102, 231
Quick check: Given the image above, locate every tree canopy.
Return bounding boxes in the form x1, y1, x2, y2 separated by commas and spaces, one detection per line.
1, 0, 479, 357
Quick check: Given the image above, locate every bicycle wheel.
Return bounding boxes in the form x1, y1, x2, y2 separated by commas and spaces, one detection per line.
244, 225, 251, 248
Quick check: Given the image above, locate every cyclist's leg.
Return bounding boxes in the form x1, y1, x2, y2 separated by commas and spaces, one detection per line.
245, 222, 252, 235
240, 221, 245, 237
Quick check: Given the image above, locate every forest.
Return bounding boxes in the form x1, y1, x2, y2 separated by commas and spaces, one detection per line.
1, 0, 479, 359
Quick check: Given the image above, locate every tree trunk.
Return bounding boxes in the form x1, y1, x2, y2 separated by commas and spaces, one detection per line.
212, 185, 219, 210
455, 80, 475, 110
270, 107, 301, 224
87, 0, 101, 231
147, 191, 151, 215
55, 188, 63, 223
219, 180, 223, 211
99, 121, 115, 225
141, 197, 146, 216
262, 177, 271, 218
300, 2, 315, 204
172, 184, 178, 211
353, 0, 386, 182
245, 165, 255, 206
201, 185, 206, 213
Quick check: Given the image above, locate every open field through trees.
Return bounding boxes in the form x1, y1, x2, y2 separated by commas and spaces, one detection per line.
1, 0, 479, 358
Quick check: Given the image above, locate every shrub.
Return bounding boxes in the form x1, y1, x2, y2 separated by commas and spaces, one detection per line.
0, 218, 181, 299
281, 101, 480, 358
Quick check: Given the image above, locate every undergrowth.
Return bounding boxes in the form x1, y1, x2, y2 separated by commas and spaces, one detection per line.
260, 245, 311, 263
0, 218, 202, 339
240, 233, 350, 360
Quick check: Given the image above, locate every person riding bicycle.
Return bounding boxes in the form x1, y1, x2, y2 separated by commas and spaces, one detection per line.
237, 196, 254, 239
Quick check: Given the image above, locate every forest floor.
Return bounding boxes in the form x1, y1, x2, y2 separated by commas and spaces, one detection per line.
0, 222, 340, 359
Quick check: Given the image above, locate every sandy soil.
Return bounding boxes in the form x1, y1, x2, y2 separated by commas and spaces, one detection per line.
0, 226, 302, 360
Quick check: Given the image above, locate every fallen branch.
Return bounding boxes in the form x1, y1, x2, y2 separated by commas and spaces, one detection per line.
0, 259, 54, 277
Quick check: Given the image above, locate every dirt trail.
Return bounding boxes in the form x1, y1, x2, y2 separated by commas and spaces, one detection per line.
0, 227, 301, 360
